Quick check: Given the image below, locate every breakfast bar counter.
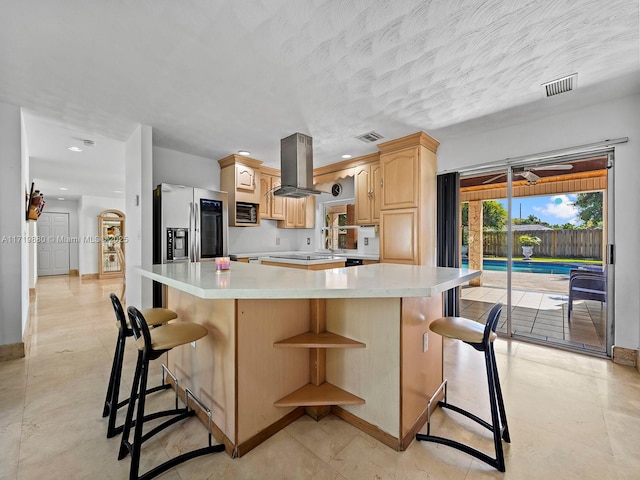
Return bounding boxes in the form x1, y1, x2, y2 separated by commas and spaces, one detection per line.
137, 262, 480, 457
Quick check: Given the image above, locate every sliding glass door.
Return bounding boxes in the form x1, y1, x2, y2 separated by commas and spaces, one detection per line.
458, 153, 613, 356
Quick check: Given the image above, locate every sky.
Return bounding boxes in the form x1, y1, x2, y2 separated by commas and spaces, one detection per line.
498, 194, 579, 226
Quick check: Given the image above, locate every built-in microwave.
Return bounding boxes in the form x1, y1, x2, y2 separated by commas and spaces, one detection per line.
236, 202, 258, 224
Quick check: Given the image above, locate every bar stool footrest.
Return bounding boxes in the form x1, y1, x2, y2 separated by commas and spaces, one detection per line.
415, 433, 504, 472
139, 444, 226, 480
439, 401, 493, 433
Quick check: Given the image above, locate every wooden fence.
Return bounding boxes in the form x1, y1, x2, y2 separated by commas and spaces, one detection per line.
481, 230, 603, 259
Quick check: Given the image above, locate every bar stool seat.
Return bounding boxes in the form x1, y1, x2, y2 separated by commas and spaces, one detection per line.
102, 294, 177, 438
139, 308, 178, 326
416, 303, 510, 472
429, 316, 497, 344
119, 306, 224, 480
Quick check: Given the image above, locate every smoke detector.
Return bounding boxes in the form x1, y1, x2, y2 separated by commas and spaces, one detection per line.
541, 74, 577, 97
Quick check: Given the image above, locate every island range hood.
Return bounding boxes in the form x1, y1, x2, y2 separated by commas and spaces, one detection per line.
273, 132, 322, 198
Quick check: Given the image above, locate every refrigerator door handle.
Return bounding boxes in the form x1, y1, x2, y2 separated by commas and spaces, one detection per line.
189, 201, 195, 262
194, 201, 200, 261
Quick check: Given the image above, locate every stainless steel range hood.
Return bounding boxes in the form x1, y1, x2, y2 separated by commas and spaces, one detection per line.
273, 132, 322, 198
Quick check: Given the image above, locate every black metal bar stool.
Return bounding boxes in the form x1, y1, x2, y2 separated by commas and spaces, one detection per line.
118, 306, 224, 480
102, 293, 178, 438
416, 302, 510, 472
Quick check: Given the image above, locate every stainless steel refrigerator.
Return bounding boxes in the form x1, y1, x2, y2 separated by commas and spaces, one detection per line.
153, 183, 229, 304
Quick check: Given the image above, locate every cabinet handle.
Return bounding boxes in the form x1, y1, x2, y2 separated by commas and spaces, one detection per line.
380, 179, 384, 188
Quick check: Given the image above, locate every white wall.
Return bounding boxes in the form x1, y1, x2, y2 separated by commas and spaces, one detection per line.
21, 110, 30, 326
228, 221, 307, 253
0, 101, 24, 346
437, 93, 640, 350
124, 125, 155, 309
78, 195, 125, 275
43, 199, 80, 271
153, 146, 220, 191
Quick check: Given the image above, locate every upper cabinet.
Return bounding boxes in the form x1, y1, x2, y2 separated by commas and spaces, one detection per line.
278, 196, 315, 229
354, 160, 381, 225
260, 166, 286, 221
380, 146, 419, 210
219, 155, 262, 226
236, 163, 258, 193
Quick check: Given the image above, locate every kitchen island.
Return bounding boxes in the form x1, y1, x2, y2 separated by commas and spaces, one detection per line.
137, 261, 480, 457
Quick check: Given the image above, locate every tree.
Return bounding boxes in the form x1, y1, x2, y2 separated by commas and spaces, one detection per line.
573, 192, 603, 227
461, 201, 507, 232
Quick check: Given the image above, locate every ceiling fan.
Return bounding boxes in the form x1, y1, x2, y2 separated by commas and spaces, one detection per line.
482, 164, 573, 185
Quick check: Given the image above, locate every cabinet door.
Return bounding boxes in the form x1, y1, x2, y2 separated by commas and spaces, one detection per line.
371, 162, 382, 223
271, 177, 286, 220
236, 164, 257, 192
282, 198, 298, 228
354, 165, 372, 225
380, 208, 418, 264
380, 147, 419, 210
259, 175, 271, 219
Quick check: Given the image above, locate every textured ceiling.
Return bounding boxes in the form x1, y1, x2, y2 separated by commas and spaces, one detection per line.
1, 0, 638, 198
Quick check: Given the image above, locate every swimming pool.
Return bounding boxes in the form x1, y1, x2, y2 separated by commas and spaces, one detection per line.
461, 259, 602, 275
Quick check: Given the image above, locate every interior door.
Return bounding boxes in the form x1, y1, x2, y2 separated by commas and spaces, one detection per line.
37, 212, 70, 276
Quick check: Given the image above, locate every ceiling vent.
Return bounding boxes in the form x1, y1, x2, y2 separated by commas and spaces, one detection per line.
541, 73, 577, 97
82, 139, 96, 147
356, 131, 384, 143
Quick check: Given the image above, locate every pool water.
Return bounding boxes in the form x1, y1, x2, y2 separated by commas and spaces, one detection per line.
461, 259, 602, 275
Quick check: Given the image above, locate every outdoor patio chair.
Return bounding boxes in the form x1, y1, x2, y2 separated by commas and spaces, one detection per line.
568, 269, 606, 320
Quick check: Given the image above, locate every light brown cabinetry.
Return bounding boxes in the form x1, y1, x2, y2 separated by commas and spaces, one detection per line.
380, 147, 419, 210
379, 208, 418, 265
259, 166, 285, 221
378, 132, 439, 266
218, 155, 262, 226
278, 196, 315, 229
354, 161, 381, 225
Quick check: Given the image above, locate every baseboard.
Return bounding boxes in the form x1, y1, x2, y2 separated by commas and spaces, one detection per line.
612, 346, 638, 367
331, 405, 400, 451
0, 342, 25, 362
69, 269, 79, 277
81, 273, 99, 280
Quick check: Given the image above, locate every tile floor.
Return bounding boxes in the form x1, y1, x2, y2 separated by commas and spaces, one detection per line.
1, 275, 639, 479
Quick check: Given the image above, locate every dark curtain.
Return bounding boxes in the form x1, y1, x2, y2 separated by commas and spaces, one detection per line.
437, 172, 460, 316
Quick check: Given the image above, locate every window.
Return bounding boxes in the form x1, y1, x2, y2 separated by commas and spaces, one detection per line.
322, 203, 358, 250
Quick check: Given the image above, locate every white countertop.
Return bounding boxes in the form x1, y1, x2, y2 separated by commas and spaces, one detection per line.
136, 261, 480, 300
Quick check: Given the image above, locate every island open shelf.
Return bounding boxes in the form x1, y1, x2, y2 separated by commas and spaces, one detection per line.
274, 331, 365, 348
274, 382, 365, 407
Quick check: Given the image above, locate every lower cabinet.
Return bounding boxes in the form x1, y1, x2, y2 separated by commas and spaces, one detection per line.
380, 208, 418, 264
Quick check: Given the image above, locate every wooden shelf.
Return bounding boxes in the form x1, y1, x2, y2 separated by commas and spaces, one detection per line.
274, 331, 365, 349
274, 382, 365, 407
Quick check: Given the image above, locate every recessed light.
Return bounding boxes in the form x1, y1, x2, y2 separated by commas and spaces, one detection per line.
67, 146, 82, 152
59, 187, 68, 191
341, 154, 352, 159
57, 197, 65, 201
238, 150, 251, 156
114, 190, 123, 194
